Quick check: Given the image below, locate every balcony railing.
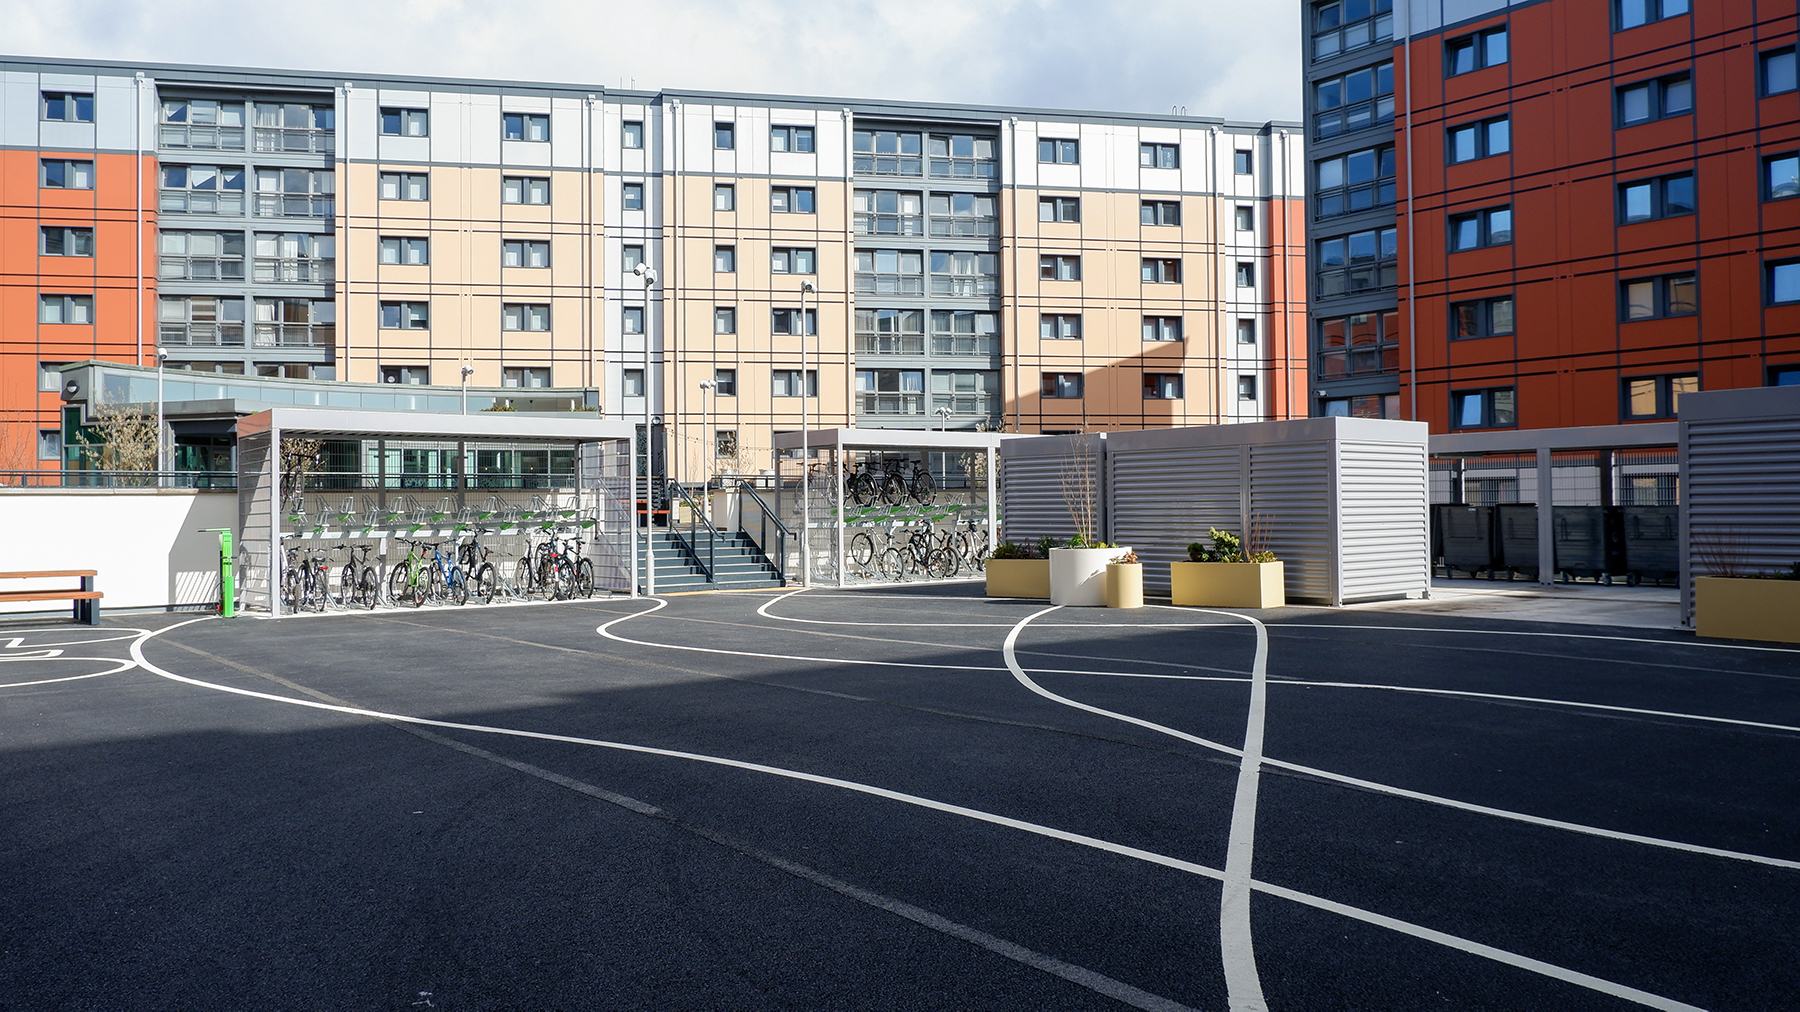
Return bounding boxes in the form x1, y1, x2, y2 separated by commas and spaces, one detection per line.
1316, 262, 1398, 297
853, 154, 923, 177
159, 323, 246, 348
159, 124, 245, 150
931, 393, 999, 416
854, 333, 926, 355
929, 217, 999, 238
931, 334, 1000, 356
1316, 346, 1399, 379
853, 212, 924, 237
929, 156, 997, 179
854, 273, 925, 297
856, 392, 925, 415
159, 191, 245, 215
252, 323, 335, 350
253, 258, 336, 283
1316, 180, 1396, 220
1316, 96, 1395, 140
253, 128, 335, 154
930, 276, 999, 297
254, 194, 334, 218
158, 256, 245, 282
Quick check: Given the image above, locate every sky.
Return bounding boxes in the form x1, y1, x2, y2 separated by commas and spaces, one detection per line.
0, 0, 1304, 124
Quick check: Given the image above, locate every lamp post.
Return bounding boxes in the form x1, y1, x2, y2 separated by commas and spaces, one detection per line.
699, 378, 715, 498
799, 280, 816, 586
935, 405, 951, 432
156, 346, 168, 486
461, 363, 473, 415
633, 261, 658, 594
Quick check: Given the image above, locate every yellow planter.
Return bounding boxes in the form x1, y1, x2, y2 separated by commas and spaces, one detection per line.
986, 559, 1051, 599
1170, 561, 1286, 609
1695, 576, 1800, 644
1105, 563, 1144, 609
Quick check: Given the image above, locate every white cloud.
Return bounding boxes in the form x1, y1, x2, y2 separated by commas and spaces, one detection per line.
1, 0, 1301, 122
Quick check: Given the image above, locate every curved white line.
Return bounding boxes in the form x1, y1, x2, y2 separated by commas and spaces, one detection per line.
0, 657, 139, 688
133, 613, 1707, 1011
2, 632, 151, 649
0, 649, 64, 660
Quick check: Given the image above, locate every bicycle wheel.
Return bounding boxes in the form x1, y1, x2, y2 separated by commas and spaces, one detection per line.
913, 470, 936, 506
306, 567, 329, 612
849, 532, 875, 570
339, 563, 357, 606
878, 474, 905, 506
877, 547, 906, 582
449, 566, 469, 606
547, 560, 573, 600
388, 561, 411, 606
575, 559, 595, 599
848, 474, 874, 507
427, 565, 446, 605
928, 547, 958, 580
282, 567, 303, 611
475, 563, 497, 604
357, 567, 379, 609
514, 556, 536, 597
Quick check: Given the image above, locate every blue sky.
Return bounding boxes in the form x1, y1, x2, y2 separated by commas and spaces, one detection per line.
2, 0, 1303, 123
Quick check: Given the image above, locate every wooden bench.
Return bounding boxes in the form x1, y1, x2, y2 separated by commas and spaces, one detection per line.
0, 571, 101, 625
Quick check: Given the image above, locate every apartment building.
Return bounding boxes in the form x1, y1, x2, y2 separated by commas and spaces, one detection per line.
1, 57, 1307, 482
1302, 0, 1800, 431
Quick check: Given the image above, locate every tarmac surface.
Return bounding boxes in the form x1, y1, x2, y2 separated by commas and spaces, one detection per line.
1, 583, 1795, 1011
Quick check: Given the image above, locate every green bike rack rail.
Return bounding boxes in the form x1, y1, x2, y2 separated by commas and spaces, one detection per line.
197, 528, 235, 618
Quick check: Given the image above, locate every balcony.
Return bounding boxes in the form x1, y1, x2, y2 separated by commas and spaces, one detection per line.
856, 392, 925, 415
853, 212, 925, 237
1315, 262, 1398, 297
159, 191, 245, 215
254, 194, 334, 219
159, 124, 245, 150
852, 153, 923, 177
252, 323, 335, 350
931, 333, 999, 356
930, 276, 999, 297
929, 156, 997, 180
854, 333, 926, 355
929, 217, 999, 238
158, 256, 245, 282
159, 323, 245, 348
854, 273, 925, 297
253, 127, 334, 154
253, 258, 336, 284
931, 393, 999, 416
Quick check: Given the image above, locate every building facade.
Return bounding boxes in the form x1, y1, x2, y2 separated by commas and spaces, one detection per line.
1302, 0, 1800, 431
1, 57, 1308, 482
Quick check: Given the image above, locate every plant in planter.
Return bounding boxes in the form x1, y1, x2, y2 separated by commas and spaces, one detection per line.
1172, 521, 1285, 608
1105, 548, 1144, 609
987, 540, 1052, 599
1047, 435, 1127, 606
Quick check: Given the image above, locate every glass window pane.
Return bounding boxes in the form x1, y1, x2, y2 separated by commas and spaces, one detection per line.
1625, 280, 1655, 318
1669, 375, 1699, 411
1621, 85, 1650, 123
1487, 118, 1509, 154
1451, 126, 1475, 162
1663, 76, 1692, 114
1622, 182, 1652, 221
1487, 208, 1511, 243
1767, 50, 1798, 94
1663, 173, 1694, 214
1448, 39, 1475, 75
1492, 389, 1516, 426
1452, 217, 1478, 250
1485, 29, 1508, 66
1491, 298, 1514, 334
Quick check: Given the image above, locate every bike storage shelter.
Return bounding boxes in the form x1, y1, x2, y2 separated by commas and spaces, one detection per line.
767, 428, 1005, 588
235, 407, 637, 616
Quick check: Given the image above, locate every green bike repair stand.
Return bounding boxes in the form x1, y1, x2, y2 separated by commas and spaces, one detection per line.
198, 528, 235, 617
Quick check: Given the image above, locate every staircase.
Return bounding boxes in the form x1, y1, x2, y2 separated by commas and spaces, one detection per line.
637, 530, 785, 593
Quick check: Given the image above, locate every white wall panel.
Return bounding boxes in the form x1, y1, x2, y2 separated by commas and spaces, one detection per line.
0, 491, 237, 614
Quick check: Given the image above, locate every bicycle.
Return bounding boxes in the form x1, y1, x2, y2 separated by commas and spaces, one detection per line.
456, 530, 501, 604
337, 543, 379, 610
280, 536, 332, 612
387, 538, 431, 607
422, 541, 470, 606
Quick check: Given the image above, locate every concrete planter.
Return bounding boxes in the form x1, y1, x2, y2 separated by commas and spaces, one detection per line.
986, 559, 1051, 599
1170, 561, 1286, 609
1105, 563, 1144, 609
1050, 547, 1128, 606
1695, 576, 1800, 644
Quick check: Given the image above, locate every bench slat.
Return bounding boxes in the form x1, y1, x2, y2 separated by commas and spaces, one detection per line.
0, 570, 99, 580
0, 590, 104, 603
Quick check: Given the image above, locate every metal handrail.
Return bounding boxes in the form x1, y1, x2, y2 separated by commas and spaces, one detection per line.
664, 480, 718, 581
732, 478, 791, 585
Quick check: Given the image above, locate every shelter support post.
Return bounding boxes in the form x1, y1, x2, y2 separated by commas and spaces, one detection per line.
1536, 447, 1554, 586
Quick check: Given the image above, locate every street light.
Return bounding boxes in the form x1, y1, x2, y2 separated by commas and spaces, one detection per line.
698, 378, 716, 496
460, 363, 474, 415
799, 280, 817, 586
156, 346, 168, 485
633, 261, 658, 595
935, 405, 952, 432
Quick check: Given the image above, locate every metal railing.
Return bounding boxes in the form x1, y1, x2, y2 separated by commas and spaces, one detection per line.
856, 392, 925, 415
931, 393, 1000, 416
253, 128, 334, 154
852, 154, 922, 176
253, 258, 335, 283
160, 323, 246, 347
732, 478, 790, 584
665, 481, 718, 581
930, 276, 999, 297
252, 323, 335, 349
159, 256, 245, 281
854, 273, 925, 296
0, 470, 238, 489
254, 194, 334, 218
159, 191, 245, 215
931, 334, 1000, 356
853, 212, 924, 236
854, 333, 926, 355
929, 217, 999, 238
929, 157, 997, 179
159, 124, 245, 150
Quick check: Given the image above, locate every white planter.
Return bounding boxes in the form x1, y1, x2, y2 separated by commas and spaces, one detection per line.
710, 490, 740, 529
1049, 547, 1128, 606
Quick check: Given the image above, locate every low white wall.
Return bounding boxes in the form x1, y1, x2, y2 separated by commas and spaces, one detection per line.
0, 489, 236, 615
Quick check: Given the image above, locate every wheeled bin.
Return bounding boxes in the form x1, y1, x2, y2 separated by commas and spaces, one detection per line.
1551, 506, 1608, 583
1437, 504, 1496, 578
1621, 505, 1680, 585
1496, 503, 1539, 580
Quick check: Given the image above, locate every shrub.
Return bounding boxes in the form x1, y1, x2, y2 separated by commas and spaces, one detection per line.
991, 541, 1037, 560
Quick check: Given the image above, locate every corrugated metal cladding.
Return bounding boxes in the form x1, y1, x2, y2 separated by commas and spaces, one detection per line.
1250, 442, 1336, 603
998, 435, 1105, 548
1110, 445, 1241, 594
236, 432, 273, 610
1339, 440, 1430, 603
1681, 400, 1800, 622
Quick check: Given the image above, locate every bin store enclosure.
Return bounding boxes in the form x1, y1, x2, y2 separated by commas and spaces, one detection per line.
235, 408, 636, 615
998, 418, 1431, 605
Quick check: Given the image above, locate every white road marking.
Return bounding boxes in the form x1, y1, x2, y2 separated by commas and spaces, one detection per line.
131, 617, 1711, 1011
2, 632, 151, 649
0, 660, 139, 688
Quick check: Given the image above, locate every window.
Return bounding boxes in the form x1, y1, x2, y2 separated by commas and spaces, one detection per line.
163, 295, 248, 344
1038, 138, 1079, 164
622, 121, 644, 148
1765, 153, 1799, 201
1039, 255, 1081, 281
1142, 200, 1181, 226
930, 251, 999, 296
771, 125, 815, 152
1621, 272, 1697, 319
856, 189, 925, 236
380, 107, 428, 137
714, 184, 735, 211
1768, 364, 1800, 386
715, 430, 738, 458
503, 112, 549, 142
502, 367, 551, 389
1234, 149, 1254, 174
1311, 0, 1394, 60
253, 167, 334, 218
1140, 143, 1179, 169
1235, 205, 1255, 231
41, 91, 94, 123
1622, 373, 1697, 420
1763, 47, 1797, 96
40, 159, 93, 189
622, 183, 644, 210
930, 310, 1000, 355
1038, 196, 1080, 223
502, 303, 551, 331
1144, 316, 1183, 342
771, 247, 816, 274
932, 370, 1000, 417
1143, 257, 1182, 284
1316, 226, 1397, 293
158, 230, 247, 281
1237, 319, 1257, 344
1451, 387, 1517, 429
379, 172, 428, 201
159, 164, 247, 213
381, 365, 430, 385
772, 308, 818, 335
1445, 26, 1508, 75
38, 430, 62, 462
1766, 259, 1800, 304
1235, 262, 1255, 288
1145, 373, 1184, 400
929, 192, 998, 237
714, 122, 735, 149
1447, 116, 1510, 163
1317, 311, 1400, 377
1041, 373, 1083, 399
503, 176, 550, 204
855, 309, 924, 354
929, 133, 999, 178
709, 245, 734, 273
159, 98, 246, 149
1322, 394, 1401, 419
375, 236, 427, 266
1618, 172, 1695, 223
1617, 73, 1693, 126
622, 369, 645, 397
1040, 314, 1082, 339
1448, 207, 1512, 251
40, 226, 93, 257
771, 186, 816, 213
854, 129, 924, 176
1616, 0, 1689, 30
623, 307, 644, 334
856, 249, 925, 294
714, 369, 737, 396
714, 307, 736, 334
38, 362, 70, 392
502, 239, 551, 268
39, 295, 94, 325
773, 369, 820, 397
1236, 375, 1257, 401
855, 369, 923, 414
1452, 295, 1515, 339
623, 245, 644, 272
255, 363, 322, 381
1314, 62, 1394, 139
379, 302, 430, 329
1314, 144, 1397, 219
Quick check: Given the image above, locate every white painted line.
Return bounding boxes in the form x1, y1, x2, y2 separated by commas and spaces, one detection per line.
131, 617, 1711, 1012
1218, 611, 1271, 1012
0, 658, 138, 688
3, 632, 150, 649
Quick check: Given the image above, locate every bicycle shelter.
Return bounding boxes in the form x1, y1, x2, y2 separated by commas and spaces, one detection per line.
768, 427, 1007, 587
234, 407, 636, 616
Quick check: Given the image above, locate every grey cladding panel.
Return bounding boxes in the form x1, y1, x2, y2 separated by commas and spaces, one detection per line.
1685, 418, 1800, 580
1338, 440, 1429, 602
1109, 445, 1241, 594
999, 456, 1074, 546
1249, 441, 1334, 603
